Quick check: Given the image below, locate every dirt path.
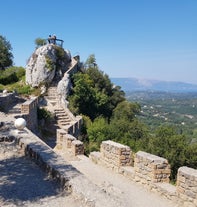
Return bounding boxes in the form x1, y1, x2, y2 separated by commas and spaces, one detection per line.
68, 155, 179, 207
0, 145, 85, 207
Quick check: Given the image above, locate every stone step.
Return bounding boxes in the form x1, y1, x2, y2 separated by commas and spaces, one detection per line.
47, 92, 58, 96
47, 91, 58, 95
47, 101, 58, 106
58, 118, 70, 122
56, 114, 70, 119
54, 109, 65, 112
46, 96, 58, 100
55, 110, 67, 113
56, 116, 70, 120
59, 122, 70, 126
55, 112, 68, 116
47, 92, 57, 96
55, 112, 69, 116
48, 88, 57, 91
57, 119, 70, 123
53, 107, 75, 129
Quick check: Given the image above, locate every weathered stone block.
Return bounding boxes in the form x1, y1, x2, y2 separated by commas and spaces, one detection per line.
177, 166, 197, 204
71, 140, 84, 156
134, 151, 170, 184
100, 140, 132, 168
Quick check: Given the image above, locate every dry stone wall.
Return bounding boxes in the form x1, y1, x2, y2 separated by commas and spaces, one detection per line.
100, 140, 132, 170
71, 140, 84, 156
56, 128, 84, 156
66, 55, 80, 76
0, 92, 16, 112
134, 151, 171, 184
0, 120, 118, 207
90, 140, 197, 207
21, 97, 38, 133
177, 166, 197, 206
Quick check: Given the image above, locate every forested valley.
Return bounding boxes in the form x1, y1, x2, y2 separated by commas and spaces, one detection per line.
68, 55, 197, 181
1, 38, 196, 181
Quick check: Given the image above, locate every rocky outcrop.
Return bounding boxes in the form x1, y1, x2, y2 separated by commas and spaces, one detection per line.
57, 73, 72, 108
26, 44, 71, 87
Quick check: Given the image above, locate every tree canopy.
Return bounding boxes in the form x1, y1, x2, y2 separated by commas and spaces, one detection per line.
68, 55, 125, 120
0, 35, 13, 70
35, 37, 47, 48
147, 126, 188, 180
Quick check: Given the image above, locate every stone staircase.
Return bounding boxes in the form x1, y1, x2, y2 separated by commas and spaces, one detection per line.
45, 86, 59, 107
44, 80, 82, 138
43, 56, 83, 137
54, 108, 72, 128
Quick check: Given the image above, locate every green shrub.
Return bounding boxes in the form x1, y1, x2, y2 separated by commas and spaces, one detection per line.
0, 75, 37, 96
0, 66, 25, 85
37, 108, 52, 120
55, 46, 65, 60
45, 55, 55, 71
16, 84, 33, 94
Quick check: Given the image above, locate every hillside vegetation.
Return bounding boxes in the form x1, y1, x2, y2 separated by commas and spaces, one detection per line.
0, 46, 196, 181
67, 55, 197, 180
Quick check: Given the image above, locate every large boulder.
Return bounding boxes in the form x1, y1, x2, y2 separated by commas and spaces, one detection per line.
26, 44, 71, 87
57, 73, 72, 108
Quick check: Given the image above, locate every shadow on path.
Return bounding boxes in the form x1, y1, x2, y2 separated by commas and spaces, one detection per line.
0, 155, 61, 205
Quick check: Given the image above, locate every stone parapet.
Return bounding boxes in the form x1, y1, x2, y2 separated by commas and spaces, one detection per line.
177, 166, 197, 207
90, 140, 197, 205
56, 129, 68, 150
56, 129, 83, 156
21, 96, 38, 133
65, 134, 76, 149
100, 140, 132, 169
66, 56, 79, 76
134, 151, 171, 184
6, 127, 119, 207
0, 92, 16, 112
71, 140, 84, 156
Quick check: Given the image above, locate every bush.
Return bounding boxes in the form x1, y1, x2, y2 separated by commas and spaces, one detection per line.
0, 66, 25, 85
37, 108, 52, 120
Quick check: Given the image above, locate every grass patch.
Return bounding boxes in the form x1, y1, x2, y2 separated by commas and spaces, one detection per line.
0, 75, 40, 96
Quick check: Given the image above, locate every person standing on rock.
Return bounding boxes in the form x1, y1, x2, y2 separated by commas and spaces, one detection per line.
48, 35, 52, 44
52, 34, 56, 45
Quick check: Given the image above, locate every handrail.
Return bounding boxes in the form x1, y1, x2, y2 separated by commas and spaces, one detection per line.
47, 38, 64, 47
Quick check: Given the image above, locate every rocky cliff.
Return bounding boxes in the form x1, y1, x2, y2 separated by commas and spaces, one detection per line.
26, 44, 71, 87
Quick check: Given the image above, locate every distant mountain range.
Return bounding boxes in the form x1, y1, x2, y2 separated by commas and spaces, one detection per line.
111, 78, 197, 93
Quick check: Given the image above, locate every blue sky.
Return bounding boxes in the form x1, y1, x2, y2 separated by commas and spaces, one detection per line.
1, 0, 197, 84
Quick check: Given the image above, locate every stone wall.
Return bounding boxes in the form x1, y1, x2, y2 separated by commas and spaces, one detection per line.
21, 96, 38, 133
1, 111, 197, 206
66, 56, 80, 76
134, 151, 171, 184
90, 140, 197, 207
177, 167, 197, 206
56, 128, 84, 156
100, 140, 132, 170
0, 92, 16, 112
5, 121, 118, 207
60, 107, 83, 138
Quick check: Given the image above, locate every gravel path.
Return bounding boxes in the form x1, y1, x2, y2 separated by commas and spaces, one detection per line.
69, 155, 179, 207
0, 113, 180, 207
0, 143, 85, 207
